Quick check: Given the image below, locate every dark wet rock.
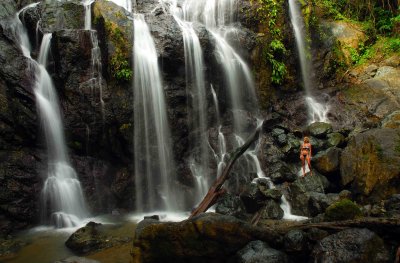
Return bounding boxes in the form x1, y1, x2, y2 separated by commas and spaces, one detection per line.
216, 193, 247, 219
54, 256, 100, 263
131, 213, 283, 263
65, 221, 132, 255
311, 228, 391, 263
308, 136, 326, 153
41, 0, 85, 32
308, 192, 340, 217
281, 133, 301, 161
286, 173, 330, 216
260, 199, 284, 220
340, 128, 400, 203
327, 132, 346, 148
240, 183, 266, 213
384, 194, 400, 217
324, 199, 362, 221
312, 147, 341, 174
307, 122, 333, 138
234, 240, 289, 263
284, 230, 309, 253
145, 12, 184, 75
259, 188, 282, 201
306, 228, 329, 242
268, 161, 297, 184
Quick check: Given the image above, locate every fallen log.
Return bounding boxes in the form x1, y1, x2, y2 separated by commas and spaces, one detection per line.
190, 123, 263, 218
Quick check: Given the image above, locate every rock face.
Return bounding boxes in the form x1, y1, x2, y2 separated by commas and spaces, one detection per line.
340, 128, 400, 202
311, 228, 390, 263
0, 1, 43, 234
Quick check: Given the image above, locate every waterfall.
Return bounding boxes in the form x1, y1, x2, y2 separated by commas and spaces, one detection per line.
288, 0, 329, 123
9, 4, 89, 228
83, 0, 105, 120
133, 14, 178, 212
37, 35, 90, 228
160, 1, 211, 202
180, 0, 257, 135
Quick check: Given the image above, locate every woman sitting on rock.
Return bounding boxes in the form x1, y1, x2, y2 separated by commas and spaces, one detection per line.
300, 136, 312, 177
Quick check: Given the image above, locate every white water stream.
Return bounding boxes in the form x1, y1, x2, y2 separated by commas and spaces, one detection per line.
133, 14, 178, 212
9, 4, 89, 227
288, 0, 329, 123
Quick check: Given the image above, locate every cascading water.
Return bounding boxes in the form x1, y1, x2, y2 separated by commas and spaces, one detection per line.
9, 4, 89, 227
36, 35, 90, 228
288, 0, 329, 123
181, 0, 257, 134
160, 0, 211, 202
133, 14, 178, 212
83, 0, 105, 120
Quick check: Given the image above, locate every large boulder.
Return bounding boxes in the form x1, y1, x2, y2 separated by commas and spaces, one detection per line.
286, 173, 330, 216
312, 147, 341, 174
340, 128, 400, 202
311, 228, 391, 263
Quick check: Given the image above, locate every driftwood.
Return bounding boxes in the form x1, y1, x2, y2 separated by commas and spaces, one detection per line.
189, 124, 263, 219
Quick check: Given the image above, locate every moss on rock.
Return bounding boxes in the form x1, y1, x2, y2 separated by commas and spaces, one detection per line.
324, 198, 362, 221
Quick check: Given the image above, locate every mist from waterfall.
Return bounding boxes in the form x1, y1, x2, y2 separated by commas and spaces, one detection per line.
9, 4, 89, 227
133, 14, 178, 212
288, 0, 329, 123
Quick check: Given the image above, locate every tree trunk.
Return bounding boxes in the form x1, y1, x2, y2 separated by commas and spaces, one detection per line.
189, 123, 263, 218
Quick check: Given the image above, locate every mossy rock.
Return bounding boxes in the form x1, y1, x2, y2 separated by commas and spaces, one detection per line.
307, 122, 332, 138
324, 199, 362, 221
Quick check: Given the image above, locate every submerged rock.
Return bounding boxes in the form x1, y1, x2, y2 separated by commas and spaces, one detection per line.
65, 222, 132, 255
311, 228, 390, 263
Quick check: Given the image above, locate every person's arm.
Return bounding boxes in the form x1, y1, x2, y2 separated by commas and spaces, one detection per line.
309, 144, 312, 158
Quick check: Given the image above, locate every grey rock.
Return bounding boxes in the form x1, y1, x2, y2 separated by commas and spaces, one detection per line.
311, 228, 391, 263
260, 200, 284, 220
284, 230, 308, 253
216, 193, 247, 219
235, 240, 289, 263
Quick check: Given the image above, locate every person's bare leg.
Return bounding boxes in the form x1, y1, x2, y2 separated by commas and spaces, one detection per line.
300, 155, 305, 177
307, 156, 312, 176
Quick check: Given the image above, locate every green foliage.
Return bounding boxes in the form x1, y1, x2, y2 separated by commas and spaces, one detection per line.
347, 42, 376, 65
253, 0, 288, 85
110, 51, 132, 82
383, 37, 400, 52
325, 199, 363, 221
